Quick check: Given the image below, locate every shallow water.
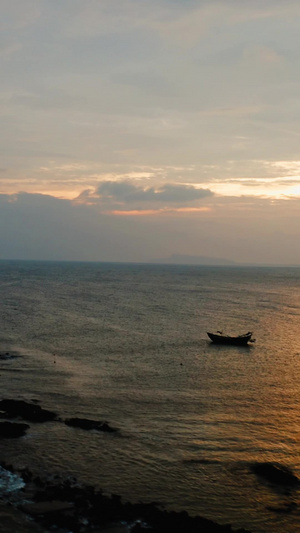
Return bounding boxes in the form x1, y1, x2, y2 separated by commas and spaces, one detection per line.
0, 261, 300, 532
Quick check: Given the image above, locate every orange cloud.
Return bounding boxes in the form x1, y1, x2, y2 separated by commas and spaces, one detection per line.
108, 207, 211, 216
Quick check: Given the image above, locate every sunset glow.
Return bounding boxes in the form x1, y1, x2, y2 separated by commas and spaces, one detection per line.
109, 207, 212, 216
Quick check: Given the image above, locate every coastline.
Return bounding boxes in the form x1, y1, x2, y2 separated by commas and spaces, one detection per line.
0, 399, 252, 533
1, 399, 299, 532
1, 462, 251, 533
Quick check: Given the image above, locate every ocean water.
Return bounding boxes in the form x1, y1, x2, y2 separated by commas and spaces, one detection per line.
0, 260, 299, 533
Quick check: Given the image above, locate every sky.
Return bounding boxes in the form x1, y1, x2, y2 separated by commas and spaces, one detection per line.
1, 0, 300, 265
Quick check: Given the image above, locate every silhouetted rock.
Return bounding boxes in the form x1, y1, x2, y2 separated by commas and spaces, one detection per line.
0, 421, 29, 438
251, 462, 300, 487
0, 399, 58, 423
64, 417, 117, 432
16, 470, 252, 533
0, 352, 16, 360
21, 500, 74, 515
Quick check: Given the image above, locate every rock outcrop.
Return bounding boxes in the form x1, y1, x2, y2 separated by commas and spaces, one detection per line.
0, 421, 30, 438
251, 462, 300, 487
0, 399, 58, 423
64, 417, 117, 433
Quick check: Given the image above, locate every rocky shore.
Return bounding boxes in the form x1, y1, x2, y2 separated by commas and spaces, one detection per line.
1, 398, 299, 532
0, 398, 254, 532
1, 462, 252, 533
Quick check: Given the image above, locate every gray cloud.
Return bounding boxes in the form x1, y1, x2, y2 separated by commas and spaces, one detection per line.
91, 181, 214, 206
1, 0, 300, 261
1, 2, 299, 184
1, 192, 300, 265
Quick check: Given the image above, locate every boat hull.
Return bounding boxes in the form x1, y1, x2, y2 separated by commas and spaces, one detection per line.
207, 332, 252, 346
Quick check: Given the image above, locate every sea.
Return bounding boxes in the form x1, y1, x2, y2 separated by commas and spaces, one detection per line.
0, 260, 299, 533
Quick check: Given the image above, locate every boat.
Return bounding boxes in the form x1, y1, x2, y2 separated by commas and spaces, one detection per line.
207, 331, 255, 346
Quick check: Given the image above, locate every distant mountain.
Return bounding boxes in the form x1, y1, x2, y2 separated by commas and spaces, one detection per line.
150, 254, 239, 266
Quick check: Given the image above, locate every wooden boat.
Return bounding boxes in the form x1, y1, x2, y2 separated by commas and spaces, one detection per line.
207, 331, 255, 346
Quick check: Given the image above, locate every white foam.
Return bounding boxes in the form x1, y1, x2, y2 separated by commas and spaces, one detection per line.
0, 466, 25, 495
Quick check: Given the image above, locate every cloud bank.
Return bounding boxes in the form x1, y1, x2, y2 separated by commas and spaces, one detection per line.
78, 181, 214, 212
1, 191, 300, 266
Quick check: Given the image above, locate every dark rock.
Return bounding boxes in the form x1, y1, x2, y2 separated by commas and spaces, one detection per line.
251, 462, 300, 487
0, 421, 29, 438
64, 417, 117, 433
21, 468, 33, 482
33, 476, 45, 487
21, 500, 74, 515
0, 352, 16, 360
3, 465, 253, 533
0, 399, 58, 422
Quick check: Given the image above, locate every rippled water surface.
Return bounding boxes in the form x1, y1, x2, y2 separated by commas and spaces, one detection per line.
0, 261, 300, 532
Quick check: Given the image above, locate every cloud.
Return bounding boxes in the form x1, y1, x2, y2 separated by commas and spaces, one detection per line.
268, 160, 300, 174
1, 191, 300, 265
242, 45, 283, 65
0, 192, 150, 262
2, 0, 300, 202
0, 41, 22, 59
0, 1, 41, 31
78, 181, 214, 212
150, 1, 300, 50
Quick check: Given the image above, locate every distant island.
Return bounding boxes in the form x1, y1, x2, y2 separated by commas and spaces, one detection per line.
150, 254, 239, 266
1, 257, 299, 268
149, 255, 300, 267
